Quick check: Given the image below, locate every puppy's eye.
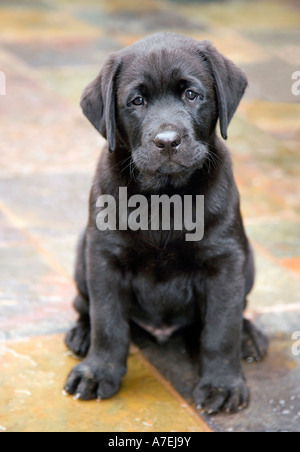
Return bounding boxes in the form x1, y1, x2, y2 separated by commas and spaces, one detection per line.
185, 90, 199, 101
131, 96, 145, 106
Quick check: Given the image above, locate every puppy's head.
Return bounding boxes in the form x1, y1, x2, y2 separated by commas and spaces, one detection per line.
81, 33, 247, 188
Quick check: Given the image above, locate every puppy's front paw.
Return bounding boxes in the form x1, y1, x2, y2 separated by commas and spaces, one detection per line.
193, 377, 250, 415
64, 358, 124, 400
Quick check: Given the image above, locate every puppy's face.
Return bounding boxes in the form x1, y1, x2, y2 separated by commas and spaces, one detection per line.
117, 47, 217, 181
81, 33, 247, 189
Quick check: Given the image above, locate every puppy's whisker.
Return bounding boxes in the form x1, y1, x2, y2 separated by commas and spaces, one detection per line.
199, 140, 223, 155
209, 152, 221, 170
120, 158, 134, 174
209, 149, 222, 163
130, 161, 138, 182
110, 155, 132, 172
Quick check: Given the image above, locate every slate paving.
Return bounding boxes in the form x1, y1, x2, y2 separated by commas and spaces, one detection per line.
0, 0, 299, 432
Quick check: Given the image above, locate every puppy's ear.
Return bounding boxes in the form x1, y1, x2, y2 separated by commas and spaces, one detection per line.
200, 42, 248, 140
80, 56, 122, 152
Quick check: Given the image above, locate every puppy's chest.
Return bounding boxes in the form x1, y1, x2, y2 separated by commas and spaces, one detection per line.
132, 267, 194, 307
127, 240, 198, 276
128, 245, 198, 315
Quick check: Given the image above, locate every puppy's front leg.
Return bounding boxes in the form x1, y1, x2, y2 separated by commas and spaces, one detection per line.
194, 260, 250, 414
64, 234, 131, 401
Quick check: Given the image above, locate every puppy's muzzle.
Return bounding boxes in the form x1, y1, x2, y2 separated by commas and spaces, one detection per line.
154, 130, 182, 157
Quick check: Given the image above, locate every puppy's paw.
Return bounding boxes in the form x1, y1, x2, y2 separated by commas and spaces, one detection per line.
242, 318, 269, 362
65, 320, 90, 358
193, 378, 250, 415
64, 358, 124, 400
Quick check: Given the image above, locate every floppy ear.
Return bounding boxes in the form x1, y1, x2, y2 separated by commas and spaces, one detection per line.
80, 56, 122, 152
200, 41, 248, 140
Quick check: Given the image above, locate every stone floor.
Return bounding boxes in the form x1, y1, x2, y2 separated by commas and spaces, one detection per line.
0, 0, 299, 433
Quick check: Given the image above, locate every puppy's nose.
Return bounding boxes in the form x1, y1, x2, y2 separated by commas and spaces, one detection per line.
154, 130, 182, 155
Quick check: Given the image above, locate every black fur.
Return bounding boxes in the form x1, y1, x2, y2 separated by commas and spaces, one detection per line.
64, 33, 268, 414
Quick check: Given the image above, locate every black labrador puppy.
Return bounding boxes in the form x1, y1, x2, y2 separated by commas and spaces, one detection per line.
64, 33, 268, 414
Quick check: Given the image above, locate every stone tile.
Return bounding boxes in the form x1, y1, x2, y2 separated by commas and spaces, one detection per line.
0, 115, 103, 176
285, 0, 300, 12
0, 174, 88, 277
0, 50, 103, 176
244, 29, 300, 47
243, 29, 300, 65
246, 221, 300, 259
248, 249, 300, 309
132, 321, 300, 432
28, 228, 79, 276
280, 257, 300, 276
254, 308, 300, 336
38, 66, 104, 104
237, 168, 289, 219
242, 58, 299, 103
75, 4, 208, 34
98, 0, 173, 13
0, 334, 208, 432
214, 334, 300, 432
276, 45, 300, 67
228, 115, 299, 167
239, 100, 300, 145
228, 118, 300, 218
0, 211, 25, 245
0, 0, 53, 10
189, 28, 269, 65
0, 174, 91, 232
0, 47, 75, 120
112, 33, 146, 49
178, 0, 300, 31
0, 7, 100, 42
3, 37, 120, 68
0, 243, 75, 339
234, 159, 299, 220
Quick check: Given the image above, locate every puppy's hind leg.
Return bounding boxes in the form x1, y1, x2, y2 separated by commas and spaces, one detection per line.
241, 245, 268, 362
65, 294, 90, 358
65, 231, 91, 358
242, 317, 269, 362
